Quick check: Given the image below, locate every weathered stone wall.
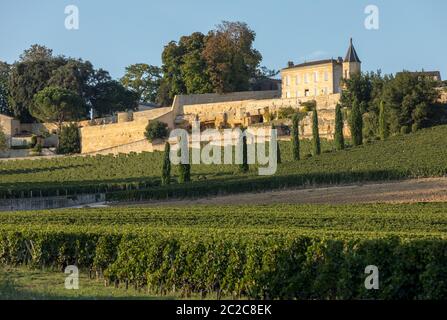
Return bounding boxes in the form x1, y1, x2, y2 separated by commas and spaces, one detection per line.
0, 114, 20, 146
172, 90, 280, 116
133, 107, 174, 127
80, 108, 174, 154
300, 108, 350, 139
182, 93, 342, 136
80, 120, 148, 153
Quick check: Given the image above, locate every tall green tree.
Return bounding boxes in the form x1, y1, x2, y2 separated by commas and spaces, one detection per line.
239, 133, 249, 173
379, 101, 388, 140
203, 21, 262, 94
157, 21, 263, 105
178, 163, 191, 183
0, 62, 11, 115
8, 56, 67, 122
57, 123, 81, 154
334, 104, 345, 150
8, 45, 135, 121
90, 80, 138, 117
350, 99, 363, 146
340, 73, 373, 112
47, 59, 94, 101
120, 63, 162, 103
157, 41, 188, 106
180, 32, 213, 94
19, 44, 53, 62
32, 86, 84, 131
161, 142, 171, 185
382, 72, 437, 134
272, 125, 281, 164
291, 113, 300, 160
312, 109, 321, 156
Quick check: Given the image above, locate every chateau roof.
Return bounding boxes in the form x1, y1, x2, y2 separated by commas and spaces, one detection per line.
344, 38, 361, 63
282, 58, 340, 71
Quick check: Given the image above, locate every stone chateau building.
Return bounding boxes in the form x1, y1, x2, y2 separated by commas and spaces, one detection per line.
281, 38, 361, 99
1, 38, 444, 157
0, 39, 362, 156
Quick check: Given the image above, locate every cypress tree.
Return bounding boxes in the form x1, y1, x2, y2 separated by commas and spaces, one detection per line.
161, 142, 171, 185
177, 138, 191, 183
277, 141, 281, 164
291, 113, 300, 160
379, 101, 388, 140
334, 104, 345, 150
178, 163, 191, 183
312, 109, 321, 156
239, 132, 249, 173
350, 99, 363, 146
272, 125, 281, 164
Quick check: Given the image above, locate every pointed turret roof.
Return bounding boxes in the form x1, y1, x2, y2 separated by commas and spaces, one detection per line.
344, 38, 361, 63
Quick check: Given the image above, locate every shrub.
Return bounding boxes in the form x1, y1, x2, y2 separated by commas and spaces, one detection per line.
263, 109, 271, 123
30, 135, 38, 148
57, 123, 80, 154
400, 125, 410, 135
301, 100, 316, 112
412, 122, 420, 133
145, 121, 168, 142
278, 106, 297, 120
33, 143, 42, 153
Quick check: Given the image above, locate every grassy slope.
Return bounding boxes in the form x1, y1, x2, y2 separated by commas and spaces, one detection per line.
1, 125, 447, 197
0, 266, 177, 300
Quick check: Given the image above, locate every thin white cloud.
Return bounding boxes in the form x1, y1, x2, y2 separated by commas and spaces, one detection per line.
300, 50, 328, 62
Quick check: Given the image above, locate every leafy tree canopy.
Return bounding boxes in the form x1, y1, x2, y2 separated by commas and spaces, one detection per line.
0, 61, 11, 115
341, 70, 439, 138
8, 45, 137, 122
203, 21, 262, 94
157, 21, 263, 106
120, 63, 162, 103
382, 72, 438, 133
19, 44, 53, 62
32, 86, 85, 130
90, 80, 138, 118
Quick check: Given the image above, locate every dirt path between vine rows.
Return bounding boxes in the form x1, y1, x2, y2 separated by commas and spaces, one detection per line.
114, 177, 447, 206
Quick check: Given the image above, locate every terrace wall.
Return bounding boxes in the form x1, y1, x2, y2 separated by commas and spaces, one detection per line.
79, 107, 174, 154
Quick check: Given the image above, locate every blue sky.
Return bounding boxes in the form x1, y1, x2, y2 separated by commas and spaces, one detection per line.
1, 0, 445, 80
